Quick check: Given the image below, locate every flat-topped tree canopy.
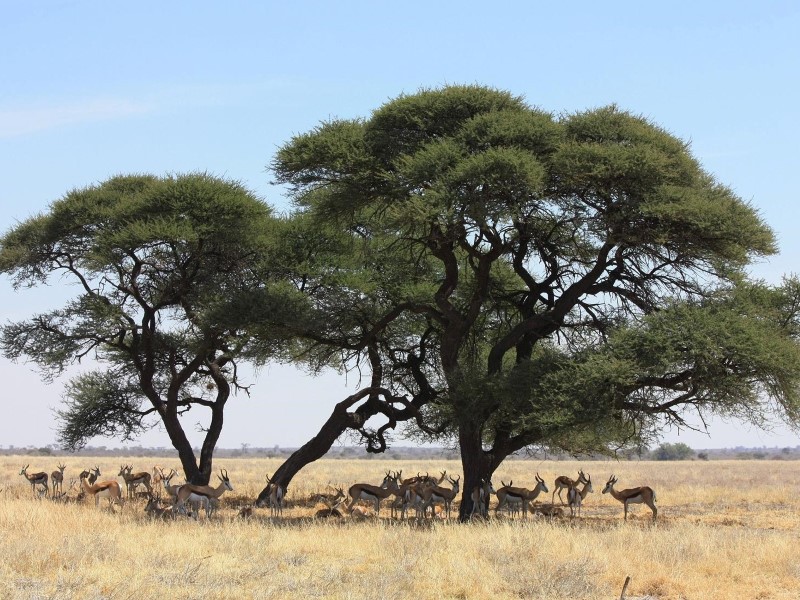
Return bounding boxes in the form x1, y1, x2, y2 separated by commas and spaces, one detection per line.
271, 84, 800, 519
0, 172, 300, 484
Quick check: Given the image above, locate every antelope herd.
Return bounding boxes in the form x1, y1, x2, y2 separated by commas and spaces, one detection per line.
14, 462, 659, 523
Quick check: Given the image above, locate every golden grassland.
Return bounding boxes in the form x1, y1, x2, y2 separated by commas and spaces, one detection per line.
1, 456, 799, 599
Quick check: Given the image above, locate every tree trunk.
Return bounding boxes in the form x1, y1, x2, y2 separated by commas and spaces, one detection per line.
457, 424, 494, 522
172, 433, 204, 484
197, 391, 229, 485
255, 391, 373, 505
160, 408, 204, 484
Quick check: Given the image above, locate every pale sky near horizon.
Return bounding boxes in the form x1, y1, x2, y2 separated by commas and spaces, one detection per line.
1, 1, 799, 451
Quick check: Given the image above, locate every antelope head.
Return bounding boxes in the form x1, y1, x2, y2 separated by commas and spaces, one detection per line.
217, 469, 233, 491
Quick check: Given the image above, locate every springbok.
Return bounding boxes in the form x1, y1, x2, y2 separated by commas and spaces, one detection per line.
256, 473, 287, 517
51, 463, 66, 496
469, 478, 496, 519
346, 471, 400, 516
173, 469, 233, 519
20, 465, 48, 497
144, 495, 175, 520
495, 474, 549, 519
419, 475, 461, 520
602, 475, 657, 522
151, 465, 166, 496
160, 468, 181, 500
79, 469, 124, 509
313, 486, 346, 519
118, 465, 153, 499
567, 473, 593, 518
552, 470, 588, 505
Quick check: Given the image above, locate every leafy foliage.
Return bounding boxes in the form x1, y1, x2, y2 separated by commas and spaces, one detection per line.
0, 173, 287, 482
271, 84, 800, 510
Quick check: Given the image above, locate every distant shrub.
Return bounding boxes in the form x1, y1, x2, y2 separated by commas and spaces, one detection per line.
652, 442, 695, 461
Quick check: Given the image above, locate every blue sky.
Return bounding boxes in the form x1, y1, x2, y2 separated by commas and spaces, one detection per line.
1, 1, 799, 450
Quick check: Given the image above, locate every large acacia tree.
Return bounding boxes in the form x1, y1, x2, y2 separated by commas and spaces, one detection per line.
271, 85, 800, 519
0, 173, 294, 484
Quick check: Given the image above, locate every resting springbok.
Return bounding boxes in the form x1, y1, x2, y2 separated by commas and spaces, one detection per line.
173, 469, 233, 519
79, 468, 124, 509
602, 475, 657, 522
346, 471, 400, 516
313, 486, 347, 519
51, 463, 67, 496
567, 473, 593, 518
144, 495, 175, 520
20, 465, 49, 497
552, 470, 588, 505
495, 474, 548, 519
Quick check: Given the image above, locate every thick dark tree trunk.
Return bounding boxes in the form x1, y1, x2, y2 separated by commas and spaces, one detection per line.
457, 424, 494, 522
197, 391, 229, 485
160, 405, 205, 484
171, 434, 204, 484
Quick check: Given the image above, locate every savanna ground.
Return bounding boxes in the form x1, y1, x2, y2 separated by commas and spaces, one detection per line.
1, 456, 798, 600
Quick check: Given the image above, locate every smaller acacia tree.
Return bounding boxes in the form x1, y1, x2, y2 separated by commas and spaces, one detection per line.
0, 173, 294, 484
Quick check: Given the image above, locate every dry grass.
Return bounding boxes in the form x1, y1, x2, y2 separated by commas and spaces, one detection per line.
1, 456, 799, 599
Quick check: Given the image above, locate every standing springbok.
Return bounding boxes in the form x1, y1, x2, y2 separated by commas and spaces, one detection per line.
552, 470, 588, 505
567, 473, 593, 518
418, 475, 461, 520
346, 471, 400, 516
50, 463, 66, 496
469, 478, 496, 519
79, 469, 124, 509
602, 475, 657, 522
20, 465, 48, 497
151, 465, 166, 496
256, 473, 287, 517
495, 474, 549, 519
173, 469, 233, 519
119, 465, 153, 499
160, 469, 181, 499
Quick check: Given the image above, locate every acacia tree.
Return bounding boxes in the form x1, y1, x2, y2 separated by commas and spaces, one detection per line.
270, 85, 800, 519
0, 173, 294, 484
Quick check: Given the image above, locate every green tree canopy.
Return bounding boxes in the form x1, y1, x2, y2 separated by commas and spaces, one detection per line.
0, 173, 296, 483
272, 84, 800, 519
